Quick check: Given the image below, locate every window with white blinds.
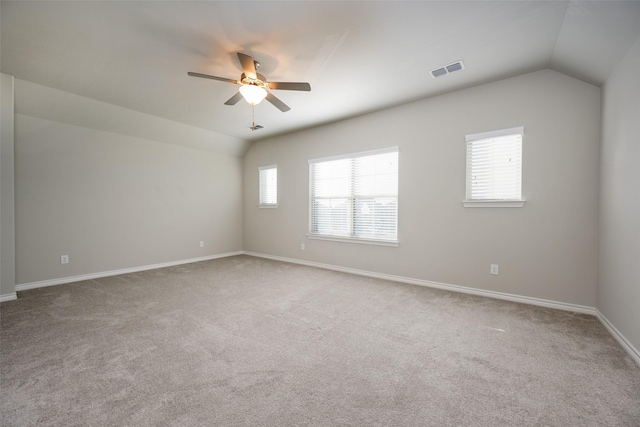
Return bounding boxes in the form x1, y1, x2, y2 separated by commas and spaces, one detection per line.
259, 165, 277, 207
465, 127, 524, 204
308, 147, 398, 244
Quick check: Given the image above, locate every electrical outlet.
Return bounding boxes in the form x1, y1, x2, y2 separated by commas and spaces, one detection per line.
490, 264, 499, 275
300, 243, 305, 250
61, 255, 69, 264
200, 241, 205, 248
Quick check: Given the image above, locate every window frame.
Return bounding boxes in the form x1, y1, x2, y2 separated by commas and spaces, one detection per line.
307, 147, 399, 246
463, 127, 526, 208
258, 164, 278, 208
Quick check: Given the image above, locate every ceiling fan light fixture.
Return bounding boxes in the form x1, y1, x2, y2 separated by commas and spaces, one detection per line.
189, 52, 309, 112
239, 84, 267, 106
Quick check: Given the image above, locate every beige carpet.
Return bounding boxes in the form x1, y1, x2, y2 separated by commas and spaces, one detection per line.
1, 255, 639, 426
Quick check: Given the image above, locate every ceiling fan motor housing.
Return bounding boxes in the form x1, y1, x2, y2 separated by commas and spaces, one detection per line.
241, 72, 268, 88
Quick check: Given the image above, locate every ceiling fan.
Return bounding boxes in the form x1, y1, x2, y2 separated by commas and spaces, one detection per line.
188, 52, 311, 112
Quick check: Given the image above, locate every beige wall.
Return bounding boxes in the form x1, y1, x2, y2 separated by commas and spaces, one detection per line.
244, 69, 601, 307
1, 73, 16, 298
14, 79, 250, 158
13, 81, 244, 285
598, 36, 640, 352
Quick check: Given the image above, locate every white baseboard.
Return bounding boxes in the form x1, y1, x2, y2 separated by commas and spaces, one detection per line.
0, 292, 17, 302
595, 310, 640, 366
244, 251, 597, 315
15, 251, 244, 292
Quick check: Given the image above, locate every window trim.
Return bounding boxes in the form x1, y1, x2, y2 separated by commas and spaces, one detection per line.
308, 147, 399, 245
258, 164, 278, 208
462, 200, 526, 208
306, 234, 399, 247
465, 126, 524, 143
463, 126, 525, 208
308, 146, 399, 165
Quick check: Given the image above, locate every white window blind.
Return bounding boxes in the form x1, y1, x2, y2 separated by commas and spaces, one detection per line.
309, 148, 398, 243
466, 127, 523, 201
259, 165, 277, 206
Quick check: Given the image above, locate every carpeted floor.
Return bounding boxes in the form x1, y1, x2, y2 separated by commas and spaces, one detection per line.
1, 255, 639, 426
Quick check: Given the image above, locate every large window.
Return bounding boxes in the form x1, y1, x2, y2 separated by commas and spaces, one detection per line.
464, 127, 525, 207
259, 165, 277, 207
308, 147, 398, 244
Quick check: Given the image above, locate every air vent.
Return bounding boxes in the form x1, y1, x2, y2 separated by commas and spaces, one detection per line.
431, 60, 465, 78
431, 67, 447, 78
446, 62, 463, 73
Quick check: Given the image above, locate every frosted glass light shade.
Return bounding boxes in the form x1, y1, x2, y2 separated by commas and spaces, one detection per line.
239, 85, 267, 105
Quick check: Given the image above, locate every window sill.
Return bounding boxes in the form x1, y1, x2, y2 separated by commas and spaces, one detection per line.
258, 204, 278, 209
307, 234, 399, 247
462, 200, 526, 208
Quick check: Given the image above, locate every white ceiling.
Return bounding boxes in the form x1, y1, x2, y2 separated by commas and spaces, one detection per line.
2, 1, 640, 143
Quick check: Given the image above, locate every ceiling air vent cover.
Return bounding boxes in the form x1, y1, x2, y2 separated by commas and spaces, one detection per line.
431, 60, 465, 78
431, 67, 447, 78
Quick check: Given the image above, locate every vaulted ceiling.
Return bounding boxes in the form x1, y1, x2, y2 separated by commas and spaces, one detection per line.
2, 1, 640, 142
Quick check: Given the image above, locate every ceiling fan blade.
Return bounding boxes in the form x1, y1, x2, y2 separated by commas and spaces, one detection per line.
266, 92, 291, 112
187, 72, 238, 85
224, 92, 243, 106
268, 82, 311, 91
237, 53, 257, 79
